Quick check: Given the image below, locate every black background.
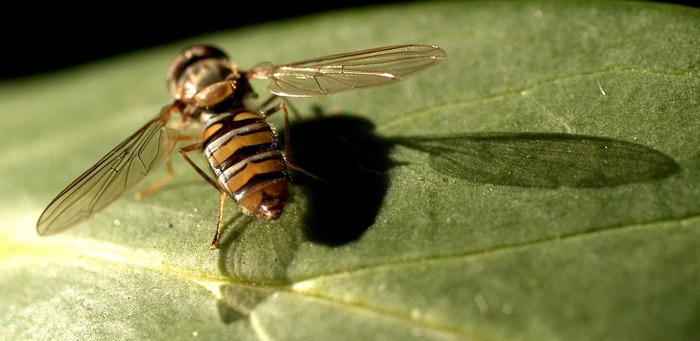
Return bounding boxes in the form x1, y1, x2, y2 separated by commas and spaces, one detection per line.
1, 2, 404, 80
1, 1, 695, 80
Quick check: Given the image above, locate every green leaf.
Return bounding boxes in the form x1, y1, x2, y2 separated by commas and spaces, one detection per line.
2, 2, 699, 340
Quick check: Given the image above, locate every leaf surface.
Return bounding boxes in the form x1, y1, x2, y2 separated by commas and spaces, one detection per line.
1, 2, 699, 340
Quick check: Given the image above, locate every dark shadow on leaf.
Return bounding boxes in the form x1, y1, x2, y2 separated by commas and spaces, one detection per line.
215, 214, 288, 324
209, 114, 679, 324
281, 110, 393, 246
216, 214, 254, 271
216, 284, 280, 323
391, 133, 680, 188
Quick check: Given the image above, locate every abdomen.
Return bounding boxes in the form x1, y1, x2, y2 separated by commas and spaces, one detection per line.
201, 111, 288, 220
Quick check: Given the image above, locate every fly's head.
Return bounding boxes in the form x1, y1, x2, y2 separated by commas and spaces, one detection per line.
167, 45, 244, 109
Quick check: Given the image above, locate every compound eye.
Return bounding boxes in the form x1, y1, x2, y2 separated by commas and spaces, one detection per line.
167, 45, 229, 97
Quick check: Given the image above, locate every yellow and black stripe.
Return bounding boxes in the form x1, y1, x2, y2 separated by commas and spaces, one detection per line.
202, 111, 288, 220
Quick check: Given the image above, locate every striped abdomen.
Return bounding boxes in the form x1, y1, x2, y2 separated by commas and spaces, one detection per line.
202, 111, 288, 220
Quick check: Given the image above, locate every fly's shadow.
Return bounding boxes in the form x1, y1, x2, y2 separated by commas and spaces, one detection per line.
211, 109, 680, 324
281, 108, 393, 246
390, 133, 680, 188
280, 110, 680, 245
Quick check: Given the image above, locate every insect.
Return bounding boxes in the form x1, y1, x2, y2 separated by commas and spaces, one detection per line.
36, 44, 447, 248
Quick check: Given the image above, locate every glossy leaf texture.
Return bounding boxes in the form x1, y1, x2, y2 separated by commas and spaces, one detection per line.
1, 2, 699, 340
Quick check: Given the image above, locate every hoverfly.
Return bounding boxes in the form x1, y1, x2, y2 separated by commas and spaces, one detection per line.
36, 44, 446, 248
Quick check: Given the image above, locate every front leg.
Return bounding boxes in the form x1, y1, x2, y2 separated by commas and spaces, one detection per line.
180, 143, 228, 249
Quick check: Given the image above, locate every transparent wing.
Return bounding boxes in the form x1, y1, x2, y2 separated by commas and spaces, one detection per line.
36, 116, 179, 235
249, 44, 446, 97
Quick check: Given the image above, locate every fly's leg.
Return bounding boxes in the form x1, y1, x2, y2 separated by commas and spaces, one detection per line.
135, 155, 174, 200
259, 95, 302, 121
134, 103, 194, 200
213, 191, 227, 250
179, 143, 228, 249
261, 99, 327, 182
260, 101, 293, 161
